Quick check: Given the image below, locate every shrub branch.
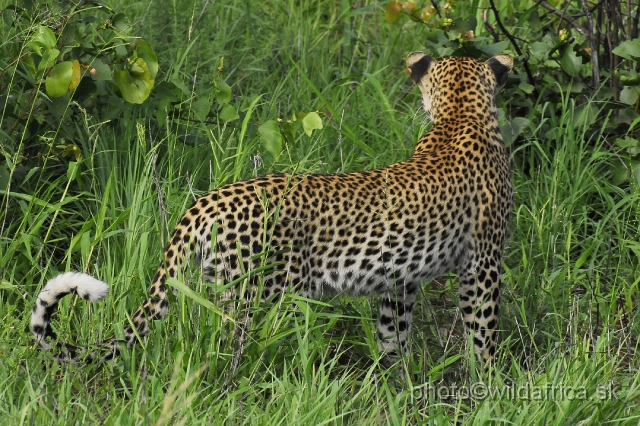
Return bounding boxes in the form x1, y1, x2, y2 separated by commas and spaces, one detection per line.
488, 0, 539, 98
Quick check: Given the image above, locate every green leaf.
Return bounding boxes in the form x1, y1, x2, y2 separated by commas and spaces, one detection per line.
499, 113, 530, 147
620, 86, 640, 105
633, 162, 640, 185
615, 69, 640, 86
0, 163, 10, 192
114, 58, 154, 104
219, 104, 239, 122
169, 78, 190, 96
67, 161, 79, 180
610, 159, 630, 185
282, 122, 297, 143
192, 98, 211, 121
114, 44, 128, 61
480, 41, 509, 57
561, 47, 582, 77
154, 81, 184, 102
518, 82, 535, 94
45, 61, 73, 98
615, 136, 640, 150
37, 48, 59, 72
574, 103, 599, 128
452, 16, 477, 32
612, 38, 640, 61
216, 80, 232, 104
89, 58, 112, 81
111, 13, 130, 32
529, 41, 553, 61
301, 111, 323, 137
134, 40, 158, 78
28, 26, 56, 56
101, 97, 125, 121
258, 120, 283, 157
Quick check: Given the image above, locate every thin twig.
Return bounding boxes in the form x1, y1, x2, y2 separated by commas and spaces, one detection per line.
488, 0, 539, 98
539, 1, 588, 36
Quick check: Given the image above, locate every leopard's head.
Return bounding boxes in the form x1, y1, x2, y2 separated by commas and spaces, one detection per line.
406, 52, 513, 123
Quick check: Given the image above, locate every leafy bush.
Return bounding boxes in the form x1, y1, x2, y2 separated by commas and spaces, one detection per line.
386, 0, 640, 184
0, 1, 162, 187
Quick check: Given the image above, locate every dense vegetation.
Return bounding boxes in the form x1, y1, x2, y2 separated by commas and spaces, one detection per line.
1, 0, 639, 424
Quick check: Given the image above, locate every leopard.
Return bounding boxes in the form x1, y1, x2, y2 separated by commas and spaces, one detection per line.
31, 51, 514, 366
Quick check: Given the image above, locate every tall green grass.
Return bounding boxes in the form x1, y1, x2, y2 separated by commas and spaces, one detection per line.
1, 0, 639, 424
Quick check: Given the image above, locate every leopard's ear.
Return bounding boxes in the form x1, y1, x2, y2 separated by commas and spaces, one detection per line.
406, 52, 434, 84
486, 54, 513, 91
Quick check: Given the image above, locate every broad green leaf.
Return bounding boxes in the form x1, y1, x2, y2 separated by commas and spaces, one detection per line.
170, 78, 190, 96
302, 111, 323, 137
111, 13, 130, 32
574, 103, 599, 128
480, 41, 509, 57
219, 104, 239, 122
37, 48, 59, 71
192, 98, 211, 121
90, 58, 112, 81
28, 26, 56, 56
258, 120, 283, 156
45, 61, 73, 97
519, 82, 535, 94
499, 113, 530, 147
620, 86, 640, 105
114, 58, 154, 104
633, 162, 640, 185
452, 15, 477, 32
552, 81, 584, 94
135, 40, 158, 78
154, 81, 184, 102
114, 44, 128, 61
156, 108, 168, 127
130, 58, 152, 80
612, 38, 640, 61
610, 159, 630, 185
530, 41, 552, 61
217, 80, 232, 104
561, 47, 582, 77
615, 136, 640, 149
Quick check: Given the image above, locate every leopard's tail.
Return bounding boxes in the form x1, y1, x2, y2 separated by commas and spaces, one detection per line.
31, 272, 109, 359
31, 267, 179, 363
31, 211, 195, 363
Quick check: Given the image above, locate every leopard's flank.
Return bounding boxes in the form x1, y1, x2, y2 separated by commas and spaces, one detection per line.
31, 52, 514, 365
